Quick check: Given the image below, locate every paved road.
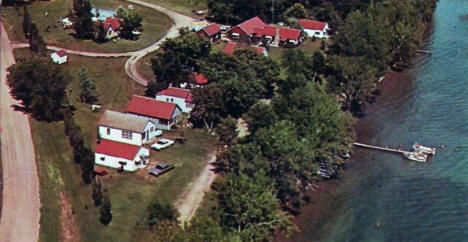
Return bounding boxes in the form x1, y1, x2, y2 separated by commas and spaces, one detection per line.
0, 21, 41, 242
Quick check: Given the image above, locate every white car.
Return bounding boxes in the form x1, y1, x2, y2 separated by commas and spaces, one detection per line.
151, 138, 174, 151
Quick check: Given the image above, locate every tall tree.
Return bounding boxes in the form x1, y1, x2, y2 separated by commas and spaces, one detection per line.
28, 23, 47, 56
92, 178, 103, 206
120, 12, 143, 40
7, 57, 70, 121
150, 32, 211, 91
78, 68, 97, 104
100, 195, 112, 225
215, 116, 238, 147
23, 6, 32, 39
72, 0, 94, 39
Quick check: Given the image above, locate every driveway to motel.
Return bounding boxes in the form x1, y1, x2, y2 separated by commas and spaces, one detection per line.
0, 21, 41, 242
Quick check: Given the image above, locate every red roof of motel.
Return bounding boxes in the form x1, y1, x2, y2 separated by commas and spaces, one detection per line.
103, 18, 121, 30
298, 19, 327, 31
253, 25, 277, 37
126, 95, 178, 120
223, 42, 237, 55
238, 16, 268, 35
157, 87, 193, 102
190, 72, 209, 85
95, 140, 140, 160
57, 50, 67, 57
279, 28, 302, 41
200, 23, 220, 36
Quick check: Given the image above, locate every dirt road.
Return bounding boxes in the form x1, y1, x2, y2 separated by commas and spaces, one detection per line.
0, 21, 40, 242
175, 153, 217, 224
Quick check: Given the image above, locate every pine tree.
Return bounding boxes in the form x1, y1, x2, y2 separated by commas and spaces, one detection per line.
23, 6, 32, 39
92, 178, 103, 206
72, 0, 94, 39
100, 195, 112, 225
78, 68, 97, 103
28, 24, 47, 56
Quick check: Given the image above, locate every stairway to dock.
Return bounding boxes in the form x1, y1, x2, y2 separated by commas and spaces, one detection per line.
353, 142, 407, 154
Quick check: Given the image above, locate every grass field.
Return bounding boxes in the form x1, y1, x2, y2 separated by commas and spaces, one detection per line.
144, 0, 207, 17
136, 53, 156, 84
14, 49, 215, 241
1, 0, 172, 53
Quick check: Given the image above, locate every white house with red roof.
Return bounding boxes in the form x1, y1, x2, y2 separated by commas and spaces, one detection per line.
126, 95, 182, 130
156, 87, 194, 113
278, 27, 304, 46
298, 19, 330, 38
103, 18, 122, 39
95, 140, 149, 171
98, 110, 160, 146
197, 23, 221, 42
50, 50, 68, 64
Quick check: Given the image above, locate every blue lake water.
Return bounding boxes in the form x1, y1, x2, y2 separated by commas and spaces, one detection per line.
286, 1, 468, 241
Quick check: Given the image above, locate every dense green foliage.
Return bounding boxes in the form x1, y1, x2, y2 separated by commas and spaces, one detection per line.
100, 195, 112, 225
72, 0, 94, 39
78, 68, 97, 104
7, 57, 69, 121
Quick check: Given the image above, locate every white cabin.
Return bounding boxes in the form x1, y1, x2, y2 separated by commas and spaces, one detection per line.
98, 110, 160, 146
95, 140, 149, 171
156, 87, 194, 113
50, 50, 68, 64
298, 19, 330, 39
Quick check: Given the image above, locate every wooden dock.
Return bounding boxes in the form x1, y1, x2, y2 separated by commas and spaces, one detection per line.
353, 142, 407, 154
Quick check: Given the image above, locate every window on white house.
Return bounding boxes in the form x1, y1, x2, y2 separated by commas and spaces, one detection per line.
150, 127, 154, 132
142, 131, 146, 140
170, 98, 174, 102
315, 32, 321, 35
122, 130, 133, 139
100, 157, 105, 161
166, 98, 169, 102
107, 128, 110, 135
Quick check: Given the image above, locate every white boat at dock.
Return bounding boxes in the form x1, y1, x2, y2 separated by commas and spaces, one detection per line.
413, 142, 436, 155
403, 151, 427, 162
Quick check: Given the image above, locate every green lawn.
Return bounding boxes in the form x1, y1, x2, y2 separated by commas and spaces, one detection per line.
144, 0, 207, 17
1, 0, 172, 53
136, 53, 156, 84
15, 49, 215, 241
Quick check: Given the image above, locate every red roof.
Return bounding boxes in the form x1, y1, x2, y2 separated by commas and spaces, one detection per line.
238, 16, 268, 35
157, 87, 193, 102
96, 140, 140, 160
279, 28, 302, 41
57, 50, 67, 57
126, 95, 178, 120
253, 26, 277, 37
223, 42, 237, 55
298, 19, 327, 31
190, 72, 209, 85
200, 23, 220, 36
103, 18, 121, 31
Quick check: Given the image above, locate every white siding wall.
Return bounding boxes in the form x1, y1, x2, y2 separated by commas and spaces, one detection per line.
156, 95, 193, 113
127, 110, 182, 130
304, 24, 329, 39
95, 147, 149, 171
98, 126, 143, 146
142, 121, 160, 143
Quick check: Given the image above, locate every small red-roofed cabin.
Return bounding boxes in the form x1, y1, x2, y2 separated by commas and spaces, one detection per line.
298, 19, 329, 38
197, 23, 221, 42
278, 27, 304, 47
156, 87, 194, 113
227, 16, 268, 43
251, 46, 268, 56
95, 140, 149, 171
50, 50, 68, 64
103, 18, 122, 39
189, 72, 209, 87
126, 95, 182, 130
223, 42, 237, 55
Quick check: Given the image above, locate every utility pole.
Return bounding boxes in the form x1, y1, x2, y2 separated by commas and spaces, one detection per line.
271, 0, 275, 23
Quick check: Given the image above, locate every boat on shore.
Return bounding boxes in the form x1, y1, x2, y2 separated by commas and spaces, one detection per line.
403, 151, 427, 162
413, 142, 436, 155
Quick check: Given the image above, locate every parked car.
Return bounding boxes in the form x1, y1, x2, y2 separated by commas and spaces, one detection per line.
151, 138, 174, 151
95, 169, 108, 176
148, 163, 174, 177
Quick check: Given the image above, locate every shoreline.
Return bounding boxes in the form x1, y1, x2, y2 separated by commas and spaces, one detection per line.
274, 70, 412, 242
275, 14, 435, 242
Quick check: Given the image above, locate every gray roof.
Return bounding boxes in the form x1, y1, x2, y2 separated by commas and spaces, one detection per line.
98, 110, 151, 133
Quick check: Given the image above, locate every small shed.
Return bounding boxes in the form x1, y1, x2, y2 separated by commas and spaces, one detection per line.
50, 50, 67, 64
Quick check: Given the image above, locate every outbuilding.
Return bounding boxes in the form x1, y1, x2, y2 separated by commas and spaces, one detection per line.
95, 140, 149, 171
50, 50, 68, 64
197, 23, 221, 42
